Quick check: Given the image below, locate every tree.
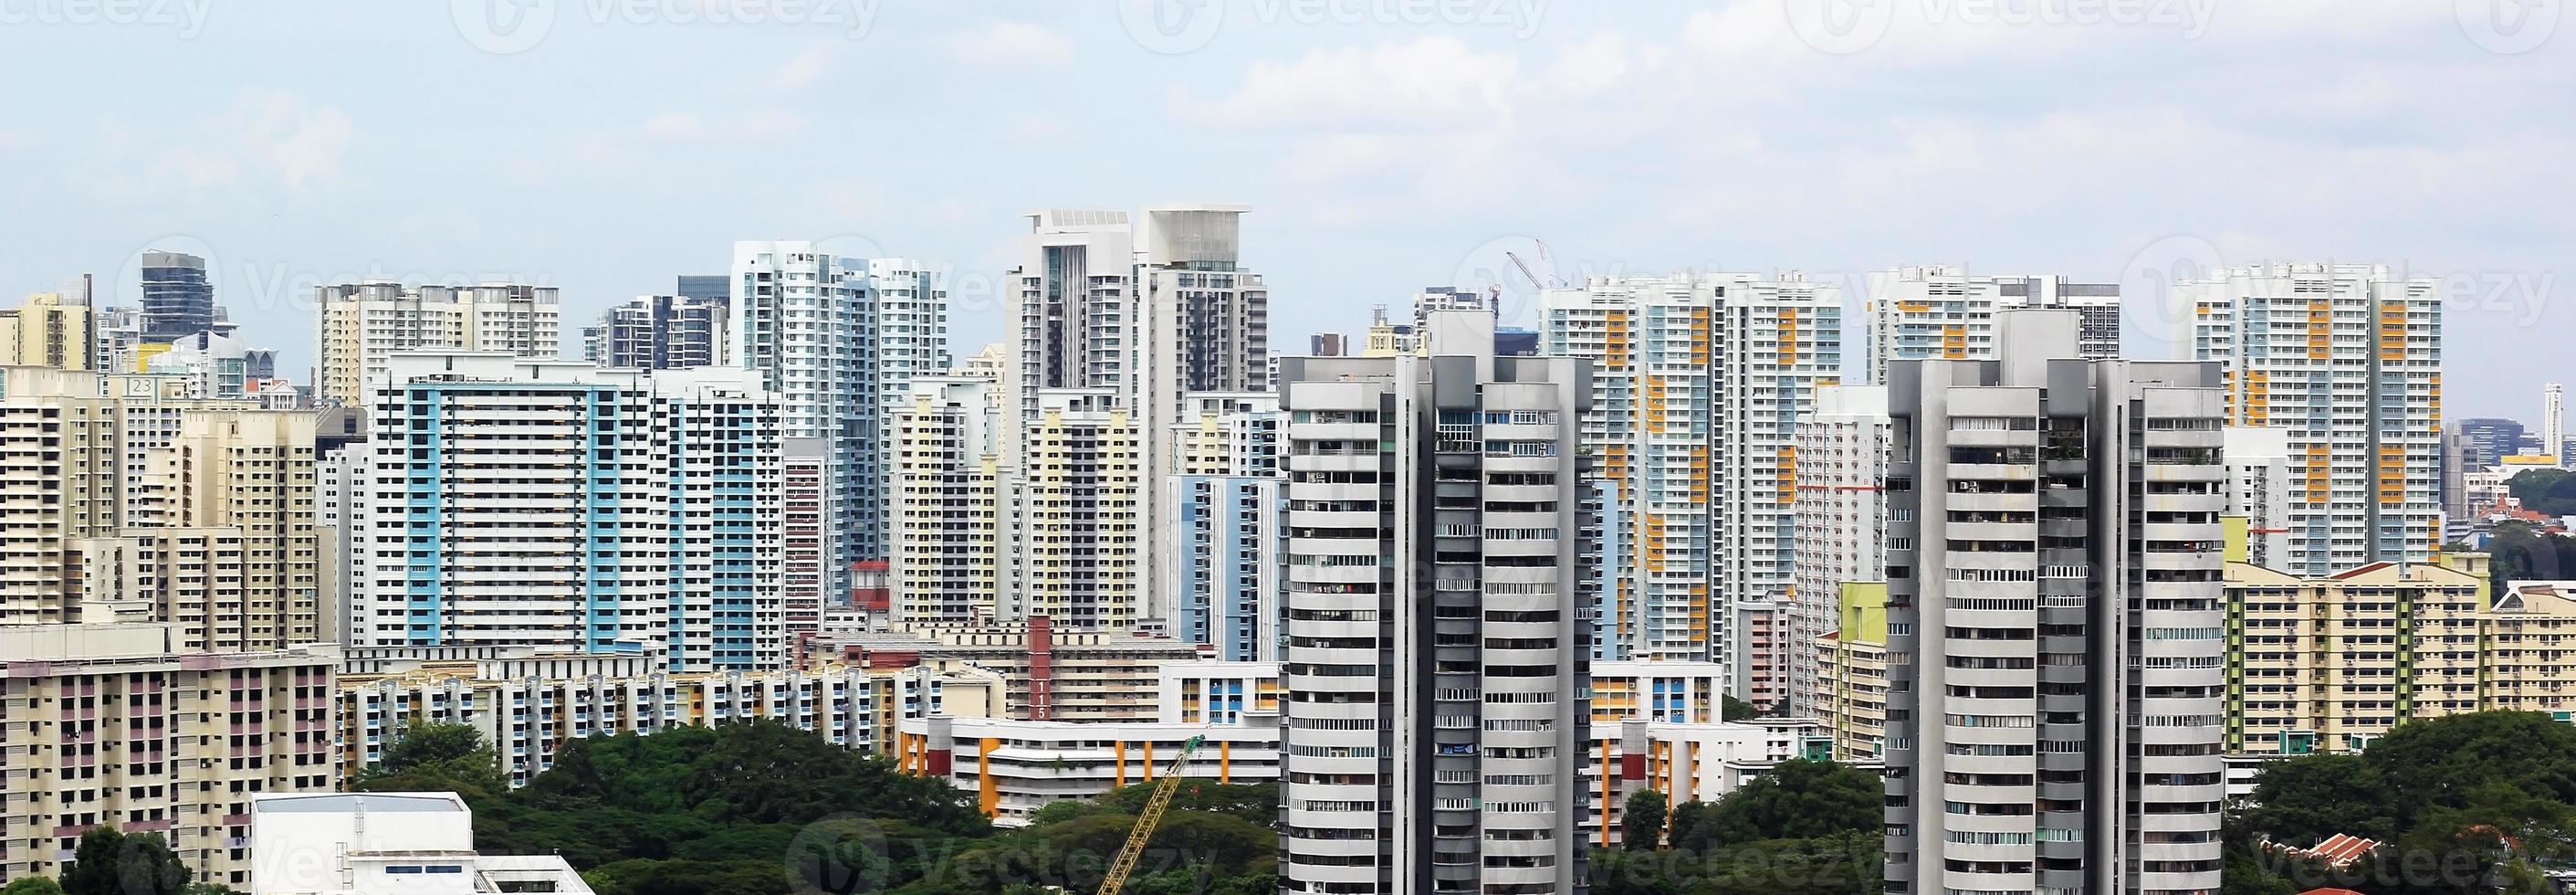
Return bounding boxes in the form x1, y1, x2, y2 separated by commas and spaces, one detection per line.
1722, 694, 1762, 721
3, 879, 67, 895
2508, 469, 2576, 517
2239, 753, 2398, 845
1622, 788, 1667, 851
354, 721, 509, 796
58, 828, 188, 895
1665, 799, 1714, 854
1708, 760, 1880, 844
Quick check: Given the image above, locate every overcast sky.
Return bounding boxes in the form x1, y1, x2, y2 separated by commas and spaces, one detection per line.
1, 0, 2569, 420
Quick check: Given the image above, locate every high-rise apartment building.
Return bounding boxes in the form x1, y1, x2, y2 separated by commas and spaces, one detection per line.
1003, 209, 1137, 466
2187, 262, 2443, 576
0, 625, 338, 889
1865, 265, 2121, 385
314, 281, 561, 405
1716, 273, 1844, 707
0, 291, 94, 369
2224, 426, 2295, 572
139, 250, 215, 342
781, 437, 831, 638
1275, 311, 1594, 895
2548, 383, 2567, 465
2225, 542, 2486, 756
1165, 392, 1284, 660
352, 354, 781, 671
1016, 389, 1143, 630
1882, 311, 2226, 895
92, 304, 143, 373
0, 367, 318, 648
1541, 276, 1712, 663
889, 375, 1009, 626
1539, 272, 1842, 692
2454, 417, 2526, 469
730, 243, 948, 595
1788, 384, 1890, 717
584, 292, 729, 369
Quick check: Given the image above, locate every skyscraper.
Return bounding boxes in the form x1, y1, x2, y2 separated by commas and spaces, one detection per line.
1541, 276, 1712, 663
1003, 209, 1136, 468
0, 291, 95, 369
583, 293, 729, 370
2187, 262, 2442, 576
1865, 265, 2122, 385
2548, 383, 2566, 464
888, 375, 1008, 626
351, 355, 782, 671
1715, 272, 1844, 707
1165, 392, 1284, 660
1276, 311, 1593, 895
1881, 311, 2226, 895
1788, 384, 1890, 717
732, 241, 872, 598
314, 281, 562, 405
2455, 417, 2526, 469
139, 250, 215, 342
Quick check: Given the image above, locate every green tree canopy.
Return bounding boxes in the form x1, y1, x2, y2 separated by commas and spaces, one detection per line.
58, 828, 188, 895
1707, 759, 1881, 844
353, 721, 509, 797
1623, 789, 1667, 851
3, 878, 67, 895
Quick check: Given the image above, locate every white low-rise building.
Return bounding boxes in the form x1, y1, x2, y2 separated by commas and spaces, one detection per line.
894, 714, 1285, 827
248, 793, 591, 895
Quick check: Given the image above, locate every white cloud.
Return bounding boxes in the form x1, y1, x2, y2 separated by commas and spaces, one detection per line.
81, 90, 351, 202
1174, 37, 1519, 132
950, 21, 1073, 65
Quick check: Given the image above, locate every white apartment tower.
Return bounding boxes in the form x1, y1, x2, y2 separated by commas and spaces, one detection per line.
353, 354, 783, 671
2186, 262, 2443, 575
1866, 266, 2121, 385
1541, 276, 1710, 662
2224, 426, 2295, 572
1002, 210, 1137, 467
889, 375, 1009, 626
1788, 384, 1890, 717
315, 281, 560, 406
732, 242, 948, 595
1276, 311, 1594, 895
1881, 311, 2226, 895
1715, 272, 1845, 707
2548, 383, 2566, 464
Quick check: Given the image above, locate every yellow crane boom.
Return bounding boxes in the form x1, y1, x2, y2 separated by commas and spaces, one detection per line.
1095, 733, 1206, 895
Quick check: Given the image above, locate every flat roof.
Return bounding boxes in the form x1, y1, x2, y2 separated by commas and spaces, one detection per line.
252, 793, 465, 814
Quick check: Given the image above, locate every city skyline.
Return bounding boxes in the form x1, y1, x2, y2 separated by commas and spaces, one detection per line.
1, 4, 2567, 420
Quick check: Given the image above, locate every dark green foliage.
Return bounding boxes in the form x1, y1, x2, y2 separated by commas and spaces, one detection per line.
3, 879, 67, 895
58, 828, 188, 895
352, 721, 509, 797
1706, 760, 1881, 844
2229, 711, 2576, 895
1721, 695, 1761, 722
2508, 469, 2576, 517
2489, 521, 2576, 597
1624, 789, 1668, 851
1587, 761, 1883, 894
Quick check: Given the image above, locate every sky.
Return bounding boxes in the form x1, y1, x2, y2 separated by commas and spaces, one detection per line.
0, 0, 2570, 421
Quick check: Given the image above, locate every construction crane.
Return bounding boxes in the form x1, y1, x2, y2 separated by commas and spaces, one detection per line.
1094, 734, 1207, 895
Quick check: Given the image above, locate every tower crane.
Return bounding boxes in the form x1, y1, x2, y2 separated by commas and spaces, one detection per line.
1094, 734, 1207, 895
